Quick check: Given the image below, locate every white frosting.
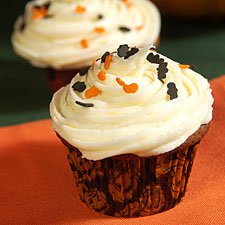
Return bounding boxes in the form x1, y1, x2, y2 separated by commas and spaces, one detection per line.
50, 46, 213, 160
11, 0, 161, 69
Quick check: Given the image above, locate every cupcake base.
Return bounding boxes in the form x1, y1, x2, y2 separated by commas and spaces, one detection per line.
58, 124, 209, 217
46, 67, 89, 93
65, 143, 198, 217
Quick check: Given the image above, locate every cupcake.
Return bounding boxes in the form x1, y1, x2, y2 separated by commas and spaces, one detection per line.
50, 45, 213, 217
11, 0, 161, 92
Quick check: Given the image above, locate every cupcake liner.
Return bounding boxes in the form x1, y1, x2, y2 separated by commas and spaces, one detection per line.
63, 142, 200, 217
46, 67, 88, 93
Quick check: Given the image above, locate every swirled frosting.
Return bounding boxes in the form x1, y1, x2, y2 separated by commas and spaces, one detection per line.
50, 45, 213, 160
11, 0, 161, 69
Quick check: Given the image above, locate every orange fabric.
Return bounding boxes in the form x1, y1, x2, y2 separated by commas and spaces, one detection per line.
1, 76, 225, 225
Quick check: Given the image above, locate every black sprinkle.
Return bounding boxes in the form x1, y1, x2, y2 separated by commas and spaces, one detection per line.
157, 62, 168, 83
44, 2, 51, 10
79, 67, 89, 76
167, 82, 178, 100
75, 101, 94, 108
34, 2, 51, 11
20, 21, 26, 31
72, 81, 86, 92
124, 47, 139, 59
101, 51, 110, 63
147, 53, 164, 64
150, 46, 157, 51
34, 5, 41, 10
119, 26, 131, 32
97, 14, 104, 20
117, 44, 129, 58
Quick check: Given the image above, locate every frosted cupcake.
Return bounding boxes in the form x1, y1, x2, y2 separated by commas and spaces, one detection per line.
50, 45, 213, 217
12, 0, 161, 92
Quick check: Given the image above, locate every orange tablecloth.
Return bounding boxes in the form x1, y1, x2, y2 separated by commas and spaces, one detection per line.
1, 76, 225, 225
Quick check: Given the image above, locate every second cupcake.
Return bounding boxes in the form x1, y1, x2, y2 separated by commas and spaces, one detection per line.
12, 0, 161, 92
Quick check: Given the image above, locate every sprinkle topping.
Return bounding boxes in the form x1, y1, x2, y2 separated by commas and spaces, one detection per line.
75, 5, 86, 13
157, 62, 168, 83
117, 44, 129, 58
44, 2, 51, 10
97, 71, 106, 81
94, 27, 105, 33
116, 77, 125, 86
119, 26, 131, 32
116, 77, 138, 94
75, 101, 94, 108
122, 0, 132, 8
104, 55, 113, 70
117, 45, 139, 59
80, 39, 88, 48
32, 6, 47, 20
136, 25, 144, 31
79, 67, 89, 76
20, 21, 26, 31
167, 82, 178, 100
150, 46, 157, 51
72, 81, 86, 92
124, 47, 139, 59
179, 64, 190, 69
92, 59, 96, 69
147, 52, 168, 82
123, 83, 138, 94
147, 53, 164, 64
85, 86, 101, 99
101, 52, 110, 63
97, 14, 104, 20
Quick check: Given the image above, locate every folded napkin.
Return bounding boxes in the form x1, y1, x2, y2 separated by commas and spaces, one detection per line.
0, 76, 225, 225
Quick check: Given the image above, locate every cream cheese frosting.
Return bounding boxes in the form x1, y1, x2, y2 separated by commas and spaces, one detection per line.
50, 45, 214, 160
12, 0, 161, 69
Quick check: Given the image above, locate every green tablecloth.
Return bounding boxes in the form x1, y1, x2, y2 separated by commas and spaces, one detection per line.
1, 1, 225, 126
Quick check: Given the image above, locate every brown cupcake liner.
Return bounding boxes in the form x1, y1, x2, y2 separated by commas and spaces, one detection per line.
63, 142, 200, 217
46, 67, 89, 93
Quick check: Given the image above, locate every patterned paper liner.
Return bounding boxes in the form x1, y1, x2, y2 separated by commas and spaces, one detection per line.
63, 141, 200, 217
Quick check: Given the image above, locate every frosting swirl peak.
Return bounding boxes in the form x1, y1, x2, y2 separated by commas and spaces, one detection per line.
50, 45, 213, 160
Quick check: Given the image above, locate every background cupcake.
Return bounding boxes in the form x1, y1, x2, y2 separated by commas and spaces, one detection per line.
12, 0, 161, 92
50, 45, 213, 217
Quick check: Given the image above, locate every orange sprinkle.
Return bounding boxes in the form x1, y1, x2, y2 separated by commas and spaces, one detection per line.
75, 5, 86, 13
116, 77, 138, 94
32, 7, 47, 20
97, 71, 106, 81
123, 83, 139, 94
122, 0, 132, 8
80, 39, 88, 48
92, 59, 96, 69
94, 27, 105, 33
116, 77, 125, 86
136, 25, 144, 31
104, 55, 112, 70
179, 64, 190, 69
85, 86, 100, 99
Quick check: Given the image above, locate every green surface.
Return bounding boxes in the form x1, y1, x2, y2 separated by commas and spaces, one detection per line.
1, 2, 225, 126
